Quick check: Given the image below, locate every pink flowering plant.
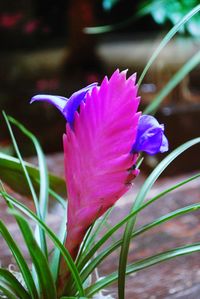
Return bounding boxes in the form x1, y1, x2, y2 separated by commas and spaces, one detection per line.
0, 6, 200, 299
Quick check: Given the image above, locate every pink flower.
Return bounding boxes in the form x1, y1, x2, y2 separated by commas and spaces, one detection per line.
63, 70, 140, 258
31, 69, 169, 293
0, 13, 22, 28
23, 19, 39, 34
31, 70, 140, 259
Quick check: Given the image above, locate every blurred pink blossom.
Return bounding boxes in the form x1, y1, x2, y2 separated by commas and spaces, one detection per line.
23, 19, 39, 34
0, 13, 23, 28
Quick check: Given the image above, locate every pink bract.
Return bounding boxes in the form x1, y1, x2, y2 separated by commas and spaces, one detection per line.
63, 69, 141, 259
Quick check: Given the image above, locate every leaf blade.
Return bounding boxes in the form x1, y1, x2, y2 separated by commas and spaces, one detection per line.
0, 191, 85, 297
118, 138, 200, 298
144, 50, 200, 115
0, 152, 66, 197
86, 243, 200, 297
12, 212, 57, 299
138, 4, 200, 86
0, 220, 39, 299
0, 268, 30, 299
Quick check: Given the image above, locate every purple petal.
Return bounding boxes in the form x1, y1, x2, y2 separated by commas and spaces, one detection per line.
30, 94, 68, 114
132, 115, 169, 155
30, 83, 98, 127
63, 83, 98, 126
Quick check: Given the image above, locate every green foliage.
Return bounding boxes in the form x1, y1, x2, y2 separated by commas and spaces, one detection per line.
0, 5, 199, 298
141, 0, 200, 37
0, 153, 66, 198
102, 0, 120, 11
86, 1, 200, 36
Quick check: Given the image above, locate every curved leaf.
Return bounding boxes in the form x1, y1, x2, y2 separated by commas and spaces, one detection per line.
0, 268, 30, 299
85, 243, 200, 297
0, 192, 85, 297
0, 284, 18, 299
0, 221, 39, 299
144, 50, 200, 115
80, 201, 200, 284
118, 137, 200, 298
138, 4, 200, 85
0, 152, 66, 197
12, 212, 57, 299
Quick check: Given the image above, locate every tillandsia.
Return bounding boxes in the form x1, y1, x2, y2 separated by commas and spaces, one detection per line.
31, 69, 168, 294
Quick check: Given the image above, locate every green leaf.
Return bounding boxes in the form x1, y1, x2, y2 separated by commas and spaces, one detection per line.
77, 208, 113, 264
144, 50, 200, 115
82, 200, 200, 285
7, 116, 49, 221
118, 137, 200, 299
12, 211, 57, 299
85, 242, 200, 297
75, 173, 200, 288
50, 212, 67, 282
0, 153, 66, 197
84, 0, 158, 34
0, 284, 18, 299
76, 140, 200, 276
49, 187, 67, 209
3, 112, 49, 259
0, 268, 30, 299
0, 221, 39, 299
138, 4, 200, 86
0, 191, 85, 297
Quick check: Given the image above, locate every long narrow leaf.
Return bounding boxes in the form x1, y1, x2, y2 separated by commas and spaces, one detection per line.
85, 243, 200, 297
50, 213, 67, 282
77, 208, 113, 264
80, 201, 200, 285
8, 116, 49, 221
7, 116, 49, 260
0, 191, 85, 297
0, 221, 39, 299
2, 112, 47, 256
0, 284, 18, 299
12, 212, 57, 299
138, 4, 200, 86
0, 268, 30, 299
0, 153, 66, 197
77, 140, 200, 273
84, 0, 167, 34
49, 187, 66, 209
118, 137, 200, 298
70, 173, 200, 293
144, 50, 200, 115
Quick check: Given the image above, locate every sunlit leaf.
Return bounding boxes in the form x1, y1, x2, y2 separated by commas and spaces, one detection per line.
0, 268, 30, 299
11, 212, 57, 299
0, 221, 39, 299
85, 243, 200, 297
0, 152, 66, 197
144, 50, 200, 115
118, 137, 200, 299
0, 191, 84, 297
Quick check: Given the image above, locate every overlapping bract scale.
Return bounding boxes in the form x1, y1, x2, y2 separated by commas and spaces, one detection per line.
63, 70, 141, 258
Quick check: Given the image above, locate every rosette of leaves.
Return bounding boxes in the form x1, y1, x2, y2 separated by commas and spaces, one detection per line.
0, 7, 200, 299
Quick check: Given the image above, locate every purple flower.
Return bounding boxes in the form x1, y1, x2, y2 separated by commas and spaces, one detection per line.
30, 82, 97, 127
132, 115, 168, 155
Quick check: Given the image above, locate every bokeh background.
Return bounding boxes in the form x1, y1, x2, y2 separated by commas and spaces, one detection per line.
0, 0, 199, 174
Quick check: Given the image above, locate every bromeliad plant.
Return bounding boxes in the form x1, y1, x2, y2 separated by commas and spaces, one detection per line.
0, 7, 200, 299
31, 69, 168, 295
0, 70, 199, 299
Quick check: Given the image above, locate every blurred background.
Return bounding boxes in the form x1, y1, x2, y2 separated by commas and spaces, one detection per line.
0, 0, 200, 175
